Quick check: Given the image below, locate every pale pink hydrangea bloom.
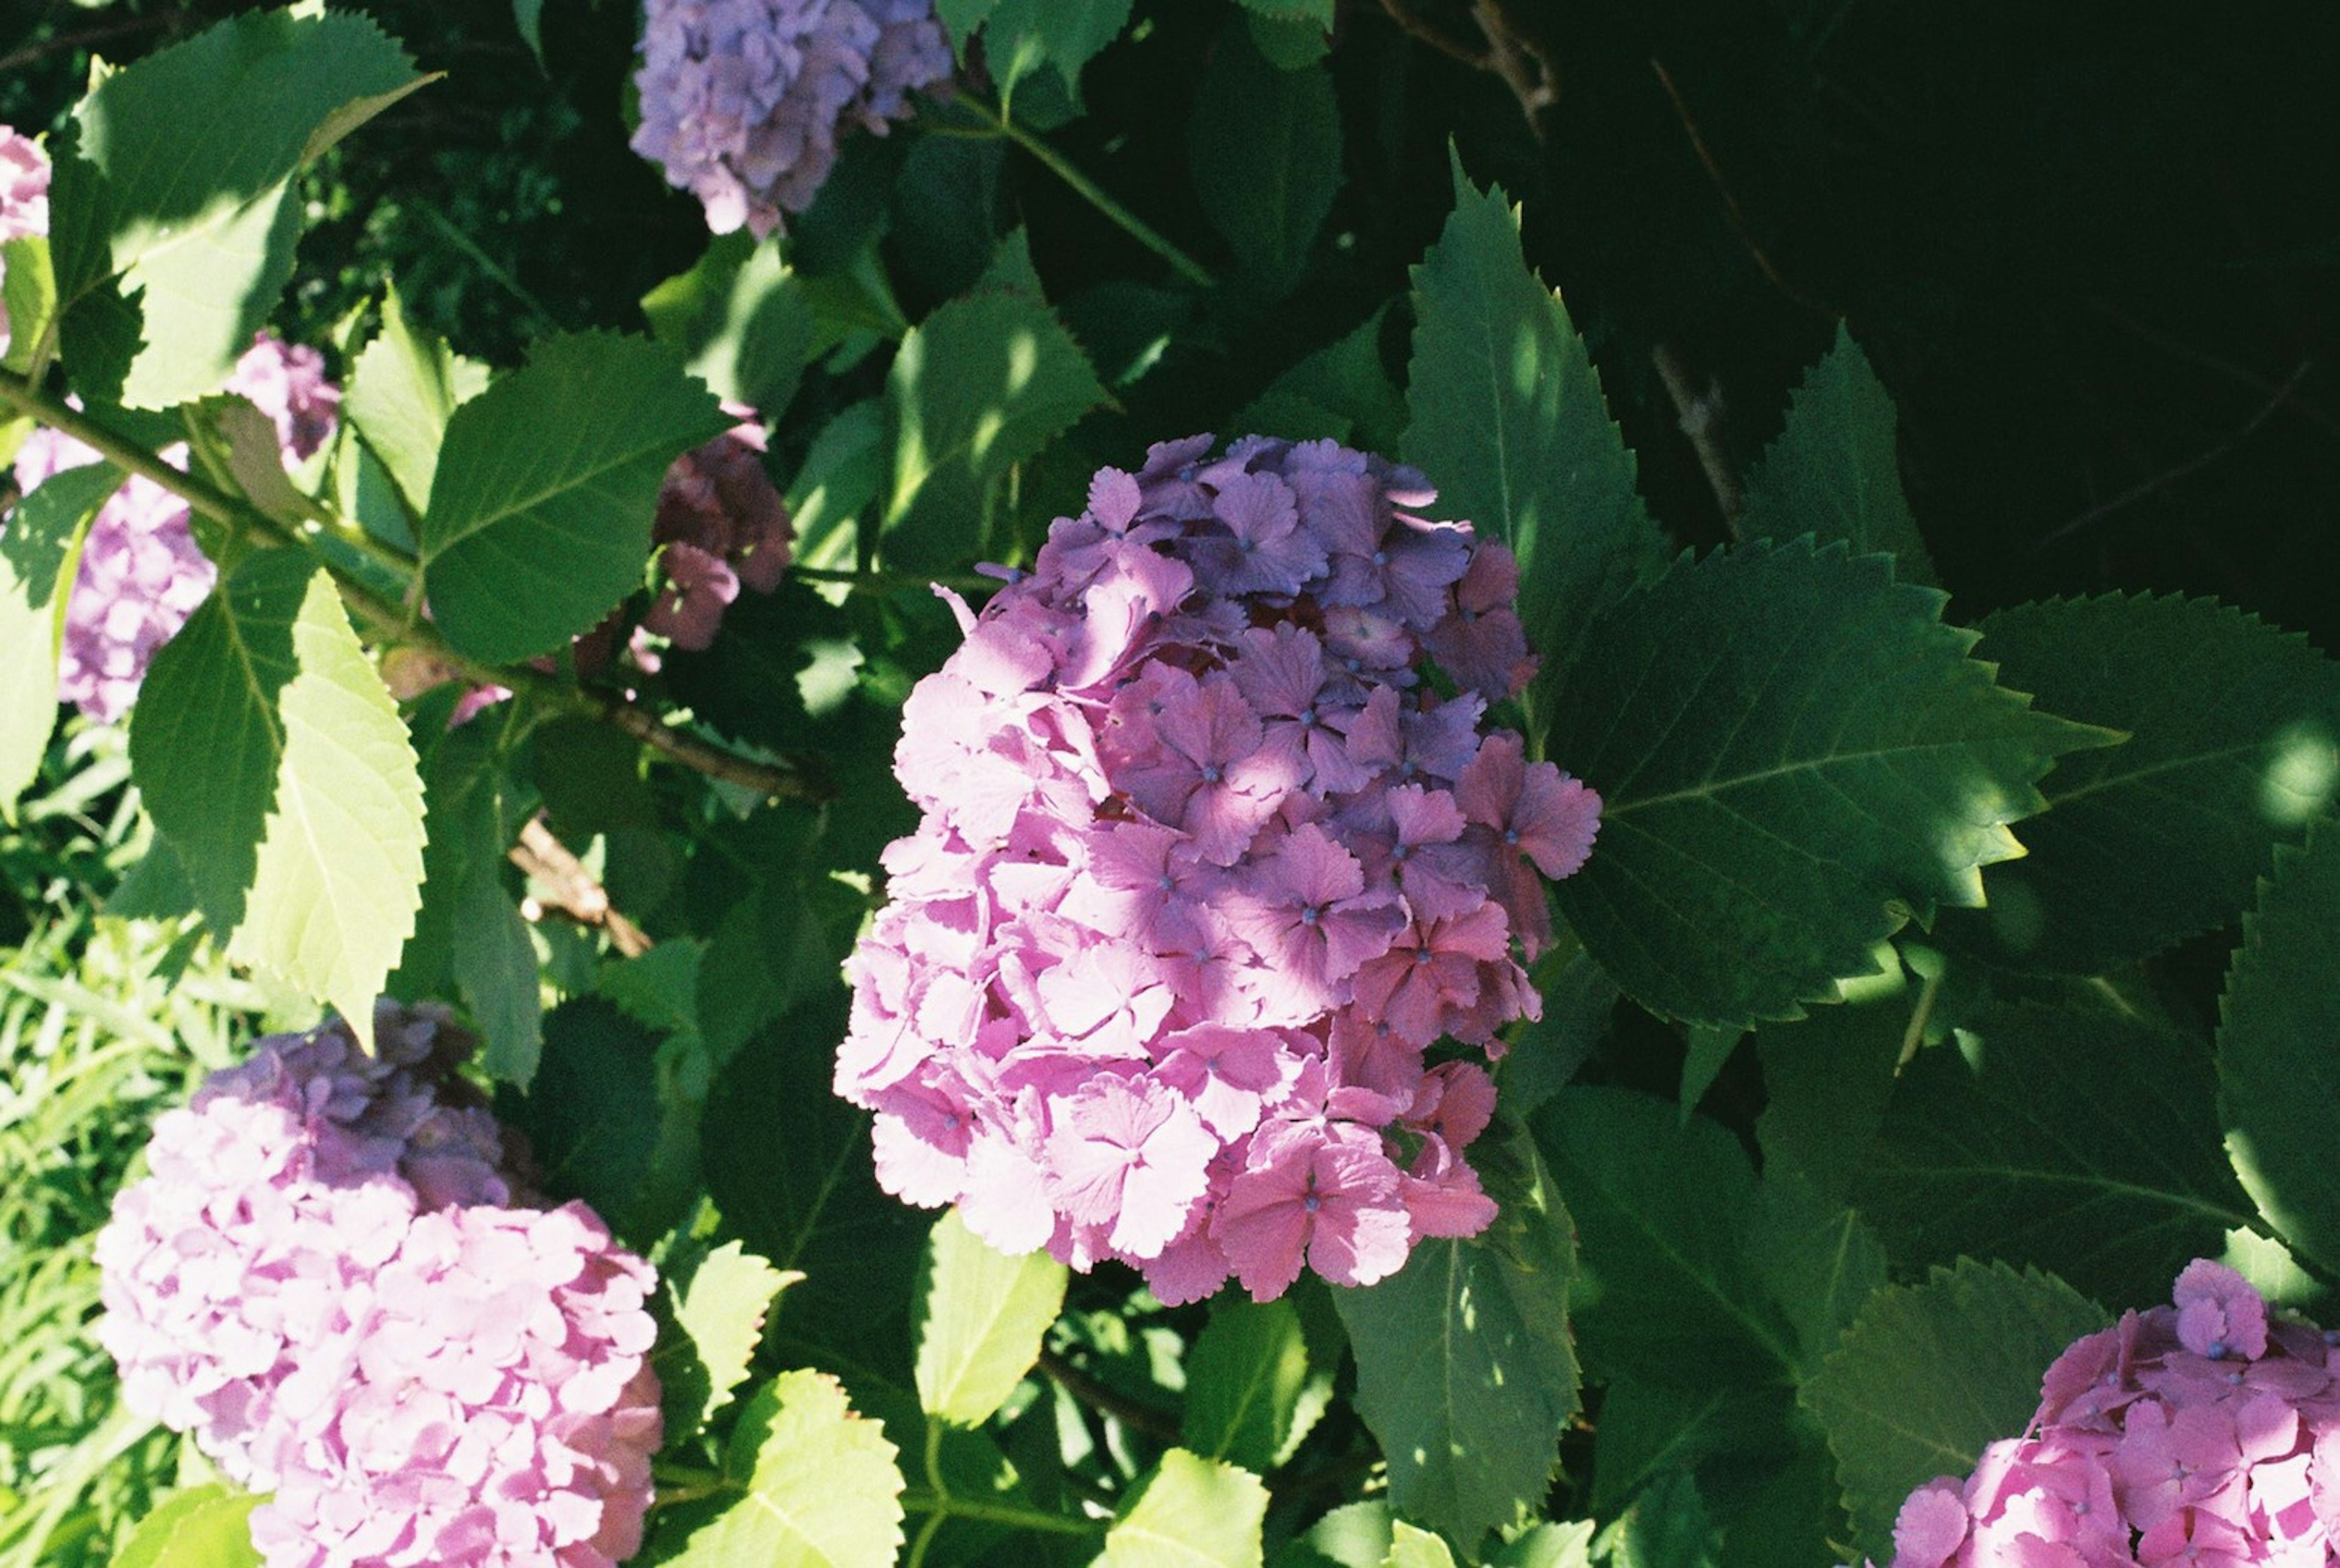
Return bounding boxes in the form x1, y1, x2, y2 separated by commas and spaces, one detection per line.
1872, 1260, 2340, 1567
98, 1004, 662, 1567
835, 433, 1603, 1304
631, 0, 952, 240
5, 334, 339, 722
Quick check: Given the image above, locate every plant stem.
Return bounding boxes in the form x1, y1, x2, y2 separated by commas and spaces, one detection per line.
792, 564, 996, 595
954, 98, 1215, 289
898, 1489, 1102, 1537
1, 367, 824, 803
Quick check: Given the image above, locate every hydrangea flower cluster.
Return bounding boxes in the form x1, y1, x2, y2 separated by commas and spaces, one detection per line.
98, 1004, 661, 1568
6, 335, 339, 722
0, 124, 51, 352
1879, 1260, 2340, 1567
631, 0, 952, 240
643, 414, 794, 650
835, 433, 1602, 1304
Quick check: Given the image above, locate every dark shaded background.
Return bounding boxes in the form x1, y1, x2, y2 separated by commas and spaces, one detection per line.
5, 0, 2333, 633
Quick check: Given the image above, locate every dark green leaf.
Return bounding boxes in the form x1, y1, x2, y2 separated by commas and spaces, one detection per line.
1237, 305, 1407, 455
1801, 1260, 2105, 1559
1189, 29, 1341, 295
1938, 594, 2340, 971
1182, 1297, 1331, 1473
1097, 1449, 1270, 1568
1745, 1176, 1887, 1377
1676, 1027, 1741, 1121
1337, 1113, 1578, 1548
1496, 937, 1617, 1120
879, 288, 1107, 572
1593, 1469, 1718, 1568
1859, 1004, 2256, 1304
980, 0, 1133, 98
2221, 818, 2340, 1272
1547, 538, 2118, 1027
130, 549, 424, 1049
1753, 971, 1911, 1206
1532, 1087, 1797, 1388
2, 462, 120, 817
420, 331, 728, 662
1737, 324, 1937, 586
915, 1207, 1068, 1427
505, 998, 664, 1230
1403, 158, 1664, 689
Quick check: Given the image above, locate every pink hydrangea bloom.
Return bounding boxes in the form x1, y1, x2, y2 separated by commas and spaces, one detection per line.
1870, 1260, 2340, 1567
835, 433, 1603, 1303
1, 124, 51, 353
631, 0, 952, 240
98, 1004, 662, 1567
4, 334, 339, 722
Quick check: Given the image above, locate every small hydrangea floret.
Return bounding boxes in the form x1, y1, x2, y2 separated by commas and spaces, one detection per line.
98, 1004, 661, 1568
631, 0, 952, 240
1874, 1260, 2340, 1567
835, 433, 1601, 1303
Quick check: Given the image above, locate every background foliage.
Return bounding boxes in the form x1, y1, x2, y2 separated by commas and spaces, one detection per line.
2, 0, 2337, 1564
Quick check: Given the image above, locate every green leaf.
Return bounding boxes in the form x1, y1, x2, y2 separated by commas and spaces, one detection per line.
1676, 1027, 1740, 1121
1381, 1522, 1458, 1568
1336, 1113, 1578, 1549
662, 1369, 906, 1568
1403, 157, 1664, 688
880, 288, 1107, 572
1745, 1176, 1888, 1378
1801, 1260, 2105, 1559
1736, 324, 1938, 586
111, 1483, 263, 1568
2221, 818, 2340, 1273
644, 236, 815, 418
1237, 305, 1408, 455
1233, 0, 1335, 21
2, 462, 119, 817
60, 10, 426, 407
977, 0, 1133, 98
1938, 594, 2340, 972
385, 712, 538, 1081
1594, 1469, 1718, 1568
1491, 1522, 1595, 1568
1547, 537, 2118, 1028
1587, 1378, 1796, 1520
346, 285, 490, 519
1531, 1087, 1797, 1388
1188, 29, 1341, 294
656, 1239, 796, 1439
913, 1206, 1068, 1427
186, 394, 310, 525
1097, 1449, 1270, 1568
1753, 976, 1911, 1206
1246, 13, 1331, 69
513, 0, 547, 66
1496, 937, 1617, 1120
1858, 1004, 2256, 1305
2, 235, 57, 375
130, 548, 425, 1050
420, 331, 729, 662
1182, 1296, 1331, 1473
1275, 1502, 1394, 1568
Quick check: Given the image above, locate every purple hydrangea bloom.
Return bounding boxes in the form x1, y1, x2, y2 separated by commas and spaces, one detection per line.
631, 0, 953, 240
1870, 1260, 2340, 1567
98, 1003, 662, 1567
5, 334, 340, 722
836, 434, 1603, 1304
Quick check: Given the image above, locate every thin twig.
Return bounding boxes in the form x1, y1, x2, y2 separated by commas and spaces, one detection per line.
2035, 358, 2313, 549
1650, 57, 1837, 319
1036, 1349, 1182, 1446
1379, 0, 1493, 68
0, 15, 181, 77
509, 817, 651, 957
1651, 340, 1743, 530
1378, 1, 1558, 136
2079, 299, 2340, 437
